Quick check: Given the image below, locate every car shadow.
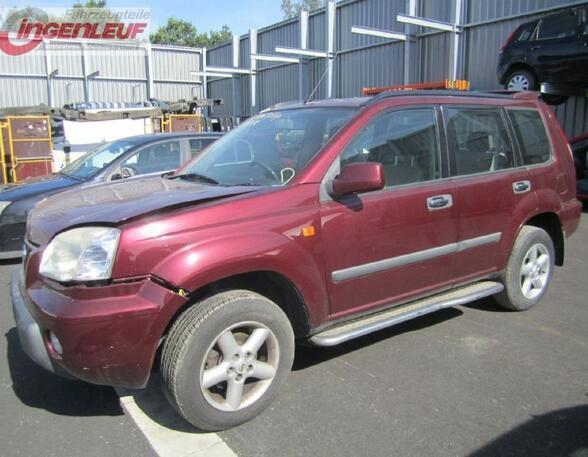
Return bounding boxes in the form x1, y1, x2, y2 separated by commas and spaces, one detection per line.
462, 295, 511, 313
5, 327, 123, 417
293, 306, 464, 371
123, 307, 465, 434
469, 404, 588, 457
119, 374, 209, 434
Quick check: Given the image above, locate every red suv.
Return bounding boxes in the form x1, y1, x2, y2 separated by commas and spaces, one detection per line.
12, 91, 581, 431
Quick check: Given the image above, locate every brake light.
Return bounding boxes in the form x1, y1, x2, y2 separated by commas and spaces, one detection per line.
501, 28, 518, 51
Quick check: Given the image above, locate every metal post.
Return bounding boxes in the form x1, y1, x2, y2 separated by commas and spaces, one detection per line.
326, 1, 335, 98
250, 29, 257, 114
403, 0, 417, 84
80, 41, 89, 102
232, 35, 242, 117
202, 47, 208, 99
298, 11, 310, 100
44, 40, 53, 106
145, 42, 154, 98
450, 0, 464, 80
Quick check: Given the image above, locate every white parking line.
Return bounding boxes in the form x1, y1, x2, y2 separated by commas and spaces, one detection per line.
116, 376, 236, 457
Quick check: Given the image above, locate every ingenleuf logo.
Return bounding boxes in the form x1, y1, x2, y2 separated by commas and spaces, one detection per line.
0, 7, 150, 56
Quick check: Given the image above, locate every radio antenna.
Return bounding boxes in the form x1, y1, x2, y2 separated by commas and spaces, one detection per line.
304, 52, 338, 104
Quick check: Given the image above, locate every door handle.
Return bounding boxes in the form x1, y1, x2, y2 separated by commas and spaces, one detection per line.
530, 45, 542, 50
513, 180, 531, 194
427, 194, 453, 211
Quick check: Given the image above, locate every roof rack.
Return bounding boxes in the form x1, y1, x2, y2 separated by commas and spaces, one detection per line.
362, 89, 514, 106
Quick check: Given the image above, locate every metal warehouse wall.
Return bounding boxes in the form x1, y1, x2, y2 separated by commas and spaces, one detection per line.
0, 40, 203, 108
207, 0, 588, 136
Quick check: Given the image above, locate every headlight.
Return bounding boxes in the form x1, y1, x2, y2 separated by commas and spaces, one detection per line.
0, 201, 10, 217
40, 226, 120, 282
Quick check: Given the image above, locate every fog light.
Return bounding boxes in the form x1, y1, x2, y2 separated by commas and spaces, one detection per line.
49, 332, 63, 356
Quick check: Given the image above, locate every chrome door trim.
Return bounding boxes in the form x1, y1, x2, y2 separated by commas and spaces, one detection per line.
512, 180, 532, 194
331, 232, 502, 283
427, 194, 453, 211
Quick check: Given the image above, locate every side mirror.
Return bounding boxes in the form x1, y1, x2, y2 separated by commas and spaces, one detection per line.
331, 162, 385, 196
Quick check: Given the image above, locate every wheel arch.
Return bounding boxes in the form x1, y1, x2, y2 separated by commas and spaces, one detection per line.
523, 212, 564, 266
503, 62, 537, 87
158, 270, 312, 356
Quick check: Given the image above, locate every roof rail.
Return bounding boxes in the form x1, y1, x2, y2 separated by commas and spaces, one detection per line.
361, 89, 514, 106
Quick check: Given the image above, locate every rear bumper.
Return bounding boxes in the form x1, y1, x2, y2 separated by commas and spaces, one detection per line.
11, 268, 187, 388
560, 198, 583, 238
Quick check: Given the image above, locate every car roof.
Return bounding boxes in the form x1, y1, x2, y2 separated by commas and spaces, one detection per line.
121, 131, 224, 146
268, 90, 524, 112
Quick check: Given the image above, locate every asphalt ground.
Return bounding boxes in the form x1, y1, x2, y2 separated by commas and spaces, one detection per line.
1, 211, 587, 457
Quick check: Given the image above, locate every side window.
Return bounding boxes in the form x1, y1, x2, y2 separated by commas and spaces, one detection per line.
517, 22, 537, 42
508, 110, 551, 165
445, 108, 515, 176
537, 13, 579, 40
121, 140, 182, 176
189, 138, 215, 158
340, 108, 440, 187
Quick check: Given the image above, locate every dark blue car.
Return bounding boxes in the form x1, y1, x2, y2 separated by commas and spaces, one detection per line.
0, 132, 222, 259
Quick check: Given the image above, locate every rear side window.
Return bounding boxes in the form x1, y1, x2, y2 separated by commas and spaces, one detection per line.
516, 22, 537, 41
189, 138, 215, 157
537, 13, 579, 40
445, 108, 515, 176
508, 110, 551, 165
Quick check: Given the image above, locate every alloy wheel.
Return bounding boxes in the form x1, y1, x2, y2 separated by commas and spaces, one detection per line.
519, 243, 550, 300
200, 321, 279, 412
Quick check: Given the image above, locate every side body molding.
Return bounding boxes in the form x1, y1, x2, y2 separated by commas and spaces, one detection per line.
332, 232, 502, 283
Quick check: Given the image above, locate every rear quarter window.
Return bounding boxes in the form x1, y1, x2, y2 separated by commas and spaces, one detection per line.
508, 110, 551, 165
516, 22, 537, 41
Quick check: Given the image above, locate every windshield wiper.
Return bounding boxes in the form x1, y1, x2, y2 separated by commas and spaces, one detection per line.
56, 171, 84, 180
168, 173, 220, 185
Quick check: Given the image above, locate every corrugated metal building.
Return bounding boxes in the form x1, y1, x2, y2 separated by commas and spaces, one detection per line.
205, 0, 587, 137
0, 40, 203, 108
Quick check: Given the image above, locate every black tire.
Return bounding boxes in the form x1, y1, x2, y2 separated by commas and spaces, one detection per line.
494, 226, 555, 311
541, 93, 568, 106
504, 69, 537, 91
160, 290, 295, 431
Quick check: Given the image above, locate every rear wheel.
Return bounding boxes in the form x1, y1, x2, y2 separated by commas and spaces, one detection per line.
495, 226, 554, 311
161, 290, 295, 431
505, 69, 537, 91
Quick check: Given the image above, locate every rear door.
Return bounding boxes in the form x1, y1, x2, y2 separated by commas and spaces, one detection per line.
443, 106, 532, 283
532, 10, 582, 83
320, 107, 458, 320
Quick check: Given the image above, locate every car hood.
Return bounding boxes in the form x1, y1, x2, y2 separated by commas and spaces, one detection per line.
27, 176, 260, 245
0, 175, 81, 202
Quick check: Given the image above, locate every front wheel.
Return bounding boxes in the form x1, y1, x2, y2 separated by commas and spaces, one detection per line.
160, 290, 295, 431
494, 226, 555, 311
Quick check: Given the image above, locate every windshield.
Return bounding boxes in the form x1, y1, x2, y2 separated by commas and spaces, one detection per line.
59, 139, 138, 179
178, 108, 357, 186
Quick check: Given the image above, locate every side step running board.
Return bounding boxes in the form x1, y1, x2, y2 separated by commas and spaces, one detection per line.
309, 281, 503, 347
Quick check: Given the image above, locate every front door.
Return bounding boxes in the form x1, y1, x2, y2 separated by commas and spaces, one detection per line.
320, 107, 458, 320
